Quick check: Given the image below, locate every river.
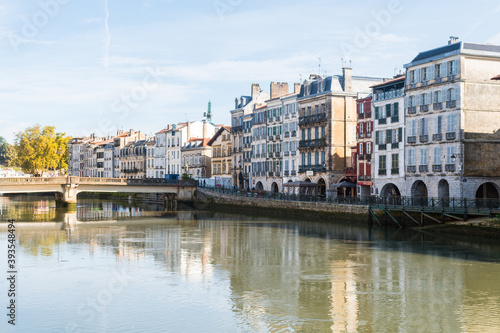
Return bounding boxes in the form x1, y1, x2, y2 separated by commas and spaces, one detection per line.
0, 194, 499, 332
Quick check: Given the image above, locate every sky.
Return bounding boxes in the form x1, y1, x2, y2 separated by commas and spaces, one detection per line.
1, 0, 500, 143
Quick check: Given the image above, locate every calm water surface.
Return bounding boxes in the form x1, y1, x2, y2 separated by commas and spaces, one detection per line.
0, 194, 500, 333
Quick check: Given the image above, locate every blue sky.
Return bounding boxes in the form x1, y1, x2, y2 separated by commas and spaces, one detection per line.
1, 0, 500, 142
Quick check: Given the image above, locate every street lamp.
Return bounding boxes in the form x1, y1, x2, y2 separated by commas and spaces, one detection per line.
450, 154, 464, 201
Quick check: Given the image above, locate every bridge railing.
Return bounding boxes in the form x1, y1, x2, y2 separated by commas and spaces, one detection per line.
0, 177, 68, 184
200, 185, 500, 212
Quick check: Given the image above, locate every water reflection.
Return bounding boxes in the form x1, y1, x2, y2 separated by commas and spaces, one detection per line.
1, 198, 500, 332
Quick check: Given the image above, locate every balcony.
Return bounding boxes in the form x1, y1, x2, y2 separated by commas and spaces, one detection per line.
391, 116, 399, 123
445, 164, 456, 172
284, 170, 289, 176
231, 126, 243, 133
408, 107, 417, 115
433, 165, 442, 172
358, 175, 364, 181
379, 144, 387, 151
420, 105, 429, 112
366, 132, 372, 138
375, 88, 404, 101
407, 165, 416, 173
291, 151, 297, 156
406, 135, 416, 143
446, 132, 456, 140
284, 151, 289, 156
268, 172, 274, 177
378, 169, 387, 176
359, 133, 365, 139
364, 154, 372, 161
433, 102, 443, 110
299, 113, 327, 126
284, 132, 290, 138
299, 138, 326, 149
275, 152, 281, 158
378, 118, 387, 125
365, 175, 372, 181
268, 152, 274, 158
433, 133, 443, 141
391, 142, 399, 149
358, 112, 365, 120
446, 100, 456, 108
391, 168, 399, 175
419, 165, 428, 172
419, 135, 429, 143
291, 131, 297, 137
291, 170, 297, 176
255, 153, 261, 158
358, 154, 364, 160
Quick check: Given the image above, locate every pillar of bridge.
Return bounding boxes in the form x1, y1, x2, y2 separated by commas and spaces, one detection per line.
55, 184, 78, 207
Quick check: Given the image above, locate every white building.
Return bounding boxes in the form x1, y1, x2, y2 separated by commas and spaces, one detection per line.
404, 40, 500, 200
372, 76, 406, 196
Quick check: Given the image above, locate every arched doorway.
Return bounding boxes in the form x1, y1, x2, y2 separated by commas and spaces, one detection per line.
438, 179, 450, 207
476, 182, 500, 208
271, 182, 279, 193
318, 178, 326, 196
411, 180, 428, 198
255, 181, 264, 191
476, 182, 499, 200
380, 183, 401, 197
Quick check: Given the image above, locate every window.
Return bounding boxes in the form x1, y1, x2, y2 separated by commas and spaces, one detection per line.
409, 120, 416, 137
359, 143, 364, 155
366, 142, 372, 154
446, 146, 455, 164
391, 154, 399, 169
366, 122, 371, 133
359, 103, 364, 114
435, 116, 442, 134
422, 67, 428, 81
420, 148, 428, 165
408, 148, 415, 165
420, 118, 428, 135
447, 114, 455, 133
409, 95, 415, 107
422, 93, 428, 105
433, 147, 441, 165
386, 104, 391, 117
375, 106, 380, 119
434, 91, 441, 103
393, 103, 399, 116
379, 155, 387, 170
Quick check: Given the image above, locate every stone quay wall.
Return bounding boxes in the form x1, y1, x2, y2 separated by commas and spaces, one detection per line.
197, 189, 369, 216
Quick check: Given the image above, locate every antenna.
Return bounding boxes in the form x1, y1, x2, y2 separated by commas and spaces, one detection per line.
204, 100, 212, 122
318, 57, 321, 76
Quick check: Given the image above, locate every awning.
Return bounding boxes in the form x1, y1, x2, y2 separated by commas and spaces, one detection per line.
330, 181, 356, 188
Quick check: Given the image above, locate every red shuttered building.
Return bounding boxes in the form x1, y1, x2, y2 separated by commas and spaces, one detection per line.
356, 96, 373, 197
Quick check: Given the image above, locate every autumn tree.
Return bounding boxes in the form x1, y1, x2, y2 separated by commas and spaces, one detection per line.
0, 136, 11, 165
12, 125, 71, 175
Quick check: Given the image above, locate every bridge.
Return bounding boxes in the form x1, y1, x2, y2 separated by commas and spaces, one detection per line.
0, 177, 197, 206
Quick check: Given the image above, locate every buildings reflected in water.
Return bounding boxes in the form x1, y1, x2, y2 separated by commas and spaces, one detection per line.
2, 196, 500, 331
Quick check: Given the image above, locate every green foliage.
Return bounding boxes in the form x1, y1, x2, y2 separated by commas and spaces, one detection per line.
182, 173, 194, 180
0, 136, 12, 166
12, 124, 71, 175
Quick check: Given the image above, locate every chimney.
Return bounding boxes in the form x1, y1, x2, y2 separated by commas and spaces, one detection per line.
294, 82, 300, 94
343, 67, 352, 92
203, 121, 208, 139
251, 83, 260, 99
448, 36, 459, 45
270, 82, 289, 99
130, 129, 135, 136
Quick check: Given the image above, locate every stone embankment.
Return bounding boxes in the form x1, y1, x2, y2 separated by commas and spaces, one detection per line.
196, 188, 369, 216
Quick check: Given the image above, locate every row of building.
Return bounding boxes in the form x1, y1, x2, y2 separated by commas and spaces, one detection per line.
68, 39, 500, 200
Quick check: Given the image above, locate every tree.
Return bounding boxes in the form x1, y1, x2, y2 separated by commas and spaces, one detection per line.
12, 125, 71, 175
0, 136, 11, 165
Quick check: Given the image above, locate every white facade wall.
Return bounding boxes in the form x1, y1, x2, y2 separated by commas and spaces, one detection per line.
282, 97, 299, 185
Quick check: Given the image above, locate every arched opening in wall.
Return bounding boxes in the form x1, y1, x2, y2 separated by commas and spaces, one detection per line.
271, 182, 279, 193
438, 179, 450, 206
255, 181, 264, 191
318, 178, 326, 196
304, 178, 311, 182
380, 183, 401, 197
411, 180, 428, 199
476, 182, 500, 208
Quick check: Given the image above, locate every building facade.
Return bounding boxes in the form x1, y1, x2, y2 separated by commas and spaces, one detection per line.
297, 69, 384, 195
371, 76, 406, 197
356, 95, 374, 197
208, 126, 232, 187
404, 40, 500, 200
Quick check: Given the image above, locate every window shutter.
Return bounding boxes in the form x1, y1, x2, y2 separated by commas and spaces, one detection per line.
406, 71, 411, 85
429, 91, 433, 104
386, 129, 392, 144
375, 131, 379, 145
453, 59, 459, 75
398, 127, 403, 142
450, 88, 455, 102
454, 87, 459, 101
416, 68, 421, 82
441, 88, 447, 102
356, 124, 359, 134
428, 65, 434, 80
442, 63, 447, 77
375, 106, 379, 119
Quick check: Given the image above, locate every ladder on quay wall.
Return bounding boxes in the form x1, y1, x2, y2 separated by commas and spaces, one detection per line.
368, 196, 500, 227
